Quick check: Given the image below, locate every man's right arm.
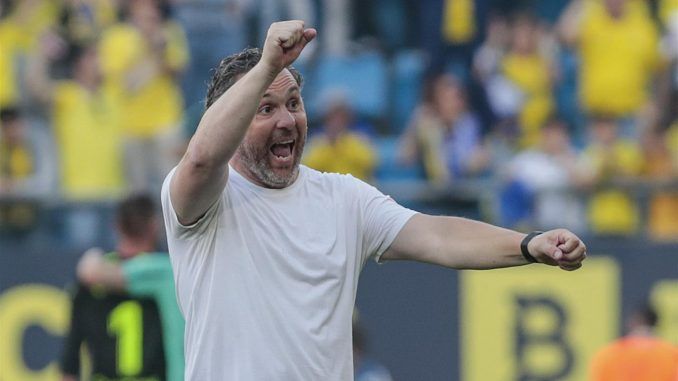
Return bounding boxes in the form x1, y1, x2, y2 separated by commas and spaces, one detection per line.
170, 21, 316, 225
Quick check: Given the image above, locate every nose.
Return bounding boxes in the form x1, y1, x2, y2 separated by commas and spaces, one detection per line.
274, 108, 295, 130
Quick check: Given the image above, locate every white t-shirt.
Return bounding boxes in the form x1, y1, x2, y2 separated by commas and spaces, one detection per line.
161, 165, 416, 380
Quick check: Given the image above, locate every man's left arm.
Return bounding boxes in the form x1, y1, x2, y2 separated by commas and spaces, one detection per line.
381, 214, 587, 270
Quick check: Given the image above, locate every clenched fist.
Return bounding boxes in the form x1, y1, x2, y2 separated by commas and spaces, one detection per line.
260, 20, 317, 76
527, 229, 588, 271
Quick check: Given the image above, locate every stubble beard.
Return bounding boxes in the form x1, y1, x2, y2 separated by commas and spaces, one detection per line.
236, 133, 306, 188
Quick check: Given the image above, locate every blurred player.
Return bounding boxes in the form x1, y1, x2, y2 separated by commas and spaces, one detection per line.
589, 304, 678, 381
164, 20, 587, 380
76, 194, 185, 381
60, 194, 166, 381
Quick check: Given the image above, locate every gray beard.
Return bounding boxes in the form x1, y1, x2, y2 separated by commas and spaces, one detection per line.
236, 138, 305, 188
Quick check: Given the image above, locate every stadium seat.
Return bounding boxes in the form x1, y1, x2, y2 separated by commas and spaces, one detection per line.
373, 136, 425, 182
309, 51, 388, 121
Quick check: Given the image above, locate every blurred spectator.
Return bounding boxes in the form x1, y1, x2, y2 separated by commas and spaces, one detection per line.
28, 38, 125, 200
589, 304, 678, 381
501, 118, 586, 231
353, 315, 393, 381
641, 127, 678, 241
99, 0, 188, 192
303, 93, 377, 181
399, 73, 489, 184
472, 13, 509, 85
578, 117, 643, 235
0, 107, 55, 233
3, 0, 61, 51
28, 38, 125, 246
57, 0, 120, 46
501, 13, 555, 148
559, 0, 664, 134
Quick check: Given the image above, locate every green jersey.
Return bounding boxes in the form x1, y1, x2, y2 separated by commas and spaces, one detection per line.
61, 275, 166, 380
123, 252, 185, 381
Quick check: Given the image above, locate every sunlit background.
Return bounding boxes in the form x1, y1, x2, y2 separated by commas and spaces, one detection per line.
1, 0, 677, 380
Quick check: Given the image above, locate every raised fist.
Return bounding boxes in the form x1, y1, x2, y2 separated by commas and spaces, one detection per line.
260, 20, 317, 76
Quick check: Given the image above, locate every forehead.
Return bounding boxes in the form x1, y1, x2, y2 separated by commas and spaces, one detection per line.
264, 69, 299, 96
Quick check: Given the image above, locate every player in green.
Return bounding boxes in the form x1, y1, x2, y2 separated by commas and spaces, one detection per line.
70, 194, 185, 381
61, 195, 168, 381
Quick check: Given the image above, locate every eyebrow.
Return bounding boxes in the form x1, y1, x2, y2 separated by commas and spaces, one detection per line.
262, 86, 300, 98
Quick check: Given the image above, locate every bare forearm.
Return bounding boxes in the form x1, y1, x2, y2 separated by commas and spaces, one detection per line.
386, 215, 527, 269
424, 216, 527, 269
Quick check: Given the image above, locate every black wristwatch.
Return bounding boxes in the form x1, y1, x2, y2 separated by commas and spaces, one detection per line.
520, 231, 543, 263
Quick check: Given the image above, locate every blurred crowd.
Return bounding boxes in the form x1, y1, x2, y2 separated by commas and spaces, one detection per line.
1, 0, 678, 244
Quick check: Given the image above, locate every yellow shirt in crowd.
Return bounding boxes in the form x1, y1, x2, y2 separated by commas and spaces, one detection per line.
0, 20, 22, 108
583, 140, 643, 234
99, 22, 188, 138
53, 82, 124, 199
303, 133, 377, 182
501, 52, 554, 148
578, 0, 661, 116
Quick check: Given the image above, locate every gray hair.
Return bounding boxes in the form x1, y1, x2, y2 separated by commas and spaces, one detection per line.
204, 47, 304, 110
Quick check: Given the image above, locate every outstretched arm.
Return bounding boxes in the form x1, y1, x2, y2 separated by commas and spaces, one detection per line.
382, 214, 587, 271
171, 21, 316, 225
77, 248, 127, 291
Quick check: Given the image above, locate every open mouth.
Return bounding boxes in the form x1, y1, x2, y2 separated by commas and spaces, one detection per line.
269, 139, 296, 162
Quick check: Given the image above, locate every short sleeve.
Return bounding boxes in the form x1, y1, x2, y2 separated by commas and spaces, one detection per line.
161, 167, 222, 240
122, 253, 173, 297
353, 178, 417, 263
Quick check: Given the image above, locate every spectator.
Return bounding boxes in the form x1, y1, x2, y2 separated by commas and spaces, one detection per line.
501, 13, 555, 148
28, 39, 125, 200
578, 116, 643, 235
57, 0, 120, 46
99, 0, 188, 192
399, 73, 489, 184
472, 13, 509, 85
0, 106, 54, 197
559, 0, 664, 135
502, 118, 585, 231
303, 93, 377, 181
589, 304, 678, 381
0, 106, 55, 233
28, 39, 125, 246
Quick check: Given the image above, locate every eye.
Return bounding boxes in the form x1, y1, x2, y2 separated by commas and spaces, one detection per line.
287, 98, 300, 111
259, 104, 273, 115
